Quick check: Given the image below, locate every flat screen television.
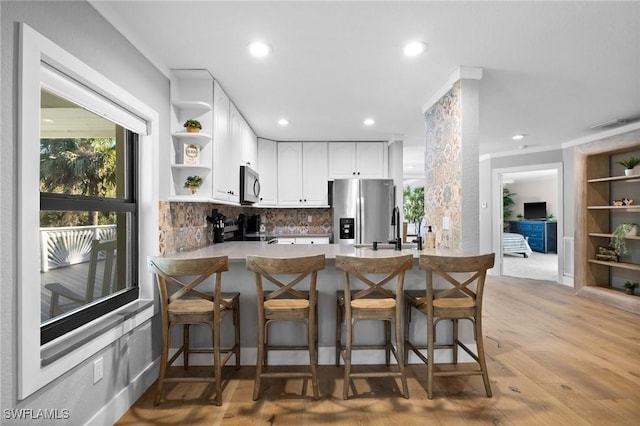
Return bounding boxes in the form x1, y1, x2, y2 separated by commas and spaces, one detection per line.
524, 202, 547, 220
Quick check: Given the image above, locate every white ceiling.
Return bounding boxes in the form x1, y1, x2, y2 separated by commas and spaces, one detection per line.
91, 1, 640, 177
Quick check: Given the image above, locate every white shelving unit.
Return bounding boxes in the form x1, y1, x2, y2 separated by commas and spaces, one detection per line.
169, 70, 214, 201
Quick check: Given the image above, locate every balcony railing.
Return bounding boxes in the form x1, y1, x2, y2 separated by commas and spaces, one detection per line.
40, 225, 117, 271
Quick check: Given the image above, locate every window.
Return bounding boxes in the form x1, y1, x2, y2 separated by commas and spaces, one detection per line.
39, 89, 139, 343
19, 24, 158, 398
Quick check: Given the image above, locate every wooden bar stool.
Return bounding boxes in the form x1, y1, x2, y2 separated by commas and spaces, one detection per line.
335, 254, 413, 400
404, 253, 495, 399
246, 254, 325, 400
147, 256, 240, 406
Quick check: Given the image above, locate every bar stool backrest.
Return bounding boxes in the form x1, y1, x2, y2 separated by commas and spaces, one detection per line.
246, 254, 326, 303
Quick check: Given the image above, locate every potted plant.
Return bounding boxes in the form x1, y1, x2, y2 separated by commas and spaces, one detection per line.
184, 175, 203, 194
503, 188, 516, 231
183, 119, 202, 133
617, 156, 640, 176
403, 186, 424, 236
547, 213, 555, 221
516, 213, 523, 220
623, 281, 639, 295
609, 222, 637, 256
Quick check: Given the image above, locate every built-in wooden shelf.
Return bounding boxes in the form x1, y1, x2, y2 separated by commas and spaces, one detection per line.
588, 259, 640, 272
587, 174, 640, 183
587, 205, 640, 210
588, 232, 640, 240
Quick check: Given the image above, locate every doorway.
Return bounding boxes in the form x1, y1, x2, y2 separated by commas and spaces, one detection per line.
493, 163, 564, 283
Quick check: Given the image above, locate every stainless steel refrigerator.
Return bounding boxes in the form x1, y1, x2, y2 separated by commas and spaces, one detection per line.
332, 179, 395, 245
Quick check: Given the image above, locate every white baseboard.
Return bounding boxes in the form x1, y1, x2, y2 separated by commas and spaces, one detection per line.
84, 358, 160, 426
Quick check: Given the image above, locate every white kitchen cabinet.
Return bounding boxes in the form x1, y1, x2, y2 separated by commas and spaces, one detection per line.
212, 81, 239, 204
241, 118, 257, 168
277, 142, 303, 206
275, 237, 296, 245
168, 70, 214, 201
302, 142, 329, 205
277, 142, 328, 207
294, 236, 330, 244
276, 236, 330, 244
257, 138, 277, 206
328, 142, 387, 179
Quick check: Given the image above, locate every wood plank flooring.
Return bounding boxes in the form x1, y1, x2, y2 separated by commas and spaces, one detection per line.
116, 275, 640, 425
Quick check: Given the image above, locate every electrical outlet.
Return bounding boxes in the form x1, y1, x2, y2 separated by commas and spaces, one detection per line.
443, 216, 450, 230
307, 215, 313, 223
93, 357, 104, 384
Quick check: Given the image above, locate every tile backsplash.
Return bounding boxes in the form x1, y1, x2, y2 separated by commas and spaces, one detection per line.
159, 201, 333, 255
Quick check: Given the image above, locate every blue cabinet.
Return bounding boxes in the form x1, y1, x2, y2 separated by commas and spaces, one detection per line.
509, 221, 557, 254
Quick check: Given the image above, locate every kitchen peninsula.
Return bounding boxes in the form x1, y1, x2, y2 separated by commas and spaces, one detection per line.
163, 242, 483, 366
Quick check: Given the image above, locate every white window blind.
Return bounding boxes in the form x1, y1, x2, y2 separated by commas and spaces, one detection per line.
40, 62, 148, 135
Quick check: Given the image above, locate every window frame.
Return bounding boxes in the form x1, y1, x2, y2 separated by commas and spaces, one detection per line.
39, 129, 140, 344
18, 23, 159, 399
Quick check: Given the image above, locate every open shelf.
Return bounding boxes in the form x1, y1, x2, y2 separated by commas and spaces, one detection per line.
587, 174, 640, 183
171, 101, 212, 119
589, 232, 640, 240
588, 259, 640, 272
587, 205, 640, 211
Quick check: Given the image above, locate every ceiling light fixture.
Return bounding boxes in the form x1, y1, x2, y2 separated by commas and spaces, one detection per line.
403, 41, 427, 57
512, 134, 525, 140
363, 118, 375, 126
248, 41, 272, 57
277, 118, 289, 126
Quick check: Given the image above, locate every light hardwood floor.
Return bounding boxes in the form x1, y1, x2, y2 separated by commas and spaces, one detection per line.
116, 276, 640, 425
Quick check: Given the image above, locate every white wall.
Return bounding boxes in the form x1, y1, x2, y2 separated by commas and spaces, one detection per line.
505, 176, 558, 220
1, 1, 167, 424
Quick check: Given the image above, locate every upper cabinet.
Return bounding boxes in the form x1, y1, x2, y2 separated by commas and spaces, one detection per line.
241, 117, 258, 168
257, 138, 277, 206
277, 142, 328, 207
328, 142, 388, 179
212, 80, 239, 203
168, 70, 214, 201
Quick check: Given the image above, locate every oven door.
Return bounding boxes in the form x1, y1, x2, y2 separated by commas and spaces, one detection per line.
240, 165, 260, 204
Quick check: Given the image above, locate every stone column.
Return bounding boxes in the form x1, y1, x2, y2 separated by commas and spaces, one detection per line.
422, 67, 482, 252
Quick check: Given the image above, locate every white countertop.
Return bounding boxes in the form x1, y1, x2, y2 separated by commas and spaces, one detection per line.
167, 242, 475, 261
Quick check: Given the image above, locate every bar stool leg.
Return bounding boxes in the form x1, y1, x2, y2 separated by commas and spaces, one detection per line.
452, 319, 459, 364
427, 315, 435, 399
183, 324, 190, 369
309, 314, 319, 399
234, 299, 241, 369
384, 321, 391, 366
335, 297, 342, 366
393, 316, 409, 398
403, 301, 411, 366
253, 318, 266, 401
342, 318, 353, 400
476, 316, 492, 397
213, 323, 222, 406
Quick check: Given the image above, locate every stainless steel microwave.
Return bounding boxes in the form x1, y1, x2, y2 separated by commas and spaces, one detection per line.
239, 165, 261, 204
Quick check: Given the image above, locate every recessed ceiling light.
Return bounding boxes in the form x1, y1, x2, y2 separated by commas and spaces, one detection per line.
248, 41, 272, 57
277, 118, 289, 126
363, 118, 375, 126
403, 41, 427, 57
512, 134, 525, 140
42, 118, 54, 123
